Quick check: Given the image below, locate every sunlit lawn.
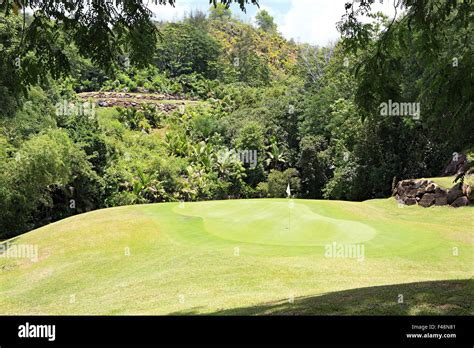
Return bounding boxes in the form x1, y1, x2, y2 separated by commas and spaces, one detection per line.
0, 198, 472, 315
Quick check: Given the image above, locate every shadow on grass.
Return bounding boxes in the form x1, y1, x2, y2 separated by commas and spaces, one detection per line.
171, 279, 473, 315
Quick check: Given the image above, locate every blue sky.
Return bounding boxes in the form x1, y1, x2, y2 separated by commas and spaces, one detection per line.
149, 0, 398, 46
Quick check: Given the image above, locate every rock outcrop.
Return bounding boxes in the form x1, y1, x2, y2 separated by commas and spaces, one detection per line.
442, 152, 467, 176
77, 92, 195, 113
393, 179, 472, 208
447, 183, 464, 205
451, 196, 470, 208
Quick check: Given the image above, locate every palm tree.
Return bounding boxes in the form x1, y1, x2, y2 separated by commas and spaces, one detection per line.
265, 141, 287, 170
215, 148, 244, 180
164, 132, 188, 157
131, 169, 166, 202
189, 141, 214, 170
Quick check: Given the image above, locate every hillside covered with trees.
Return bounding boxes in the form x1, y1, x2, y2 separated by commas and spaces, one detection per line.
0, 0, 472, 238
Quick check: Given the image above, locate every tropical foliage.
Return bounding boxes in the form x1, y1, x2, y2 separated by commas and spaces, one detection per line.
0, 0, 472, 238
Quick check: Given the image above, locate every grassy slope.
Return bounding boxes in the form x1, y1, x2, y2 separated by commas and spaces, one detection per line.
426, 176, 474, 189
0, 199, 472, 315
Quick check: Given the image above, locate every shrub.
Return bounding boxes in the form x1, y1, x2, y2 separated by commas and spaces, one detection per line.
116, 107, 151, 132
267, 168, 301, 198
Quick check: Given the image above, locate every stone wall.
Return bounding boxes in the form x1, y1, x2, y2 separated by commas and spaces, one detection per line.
393, 179, 472, 208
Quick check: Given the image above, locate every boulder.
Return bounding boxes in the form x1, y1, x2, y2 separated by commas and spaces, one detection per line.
451, 196, 470, 208
406, 188, 419, 197
395, 179, 426, 197
442, 152, 467, 176
434, 187, 448, 206
401, 180, 413, 187
394, 178, 470, 208
394, 179, 438, 206
462, 184, 473, 200
434, 186, 447, 195
419, 193, 436, 208
425, 183, 438, 193
447, 183, 464, 204
418, 179, 430, 188
416, 189, 427, 198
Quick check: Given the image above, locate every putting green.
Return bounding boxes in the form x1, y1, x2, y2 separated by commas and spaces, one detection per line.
176, 200, 376, 246
0, 198, 472, 315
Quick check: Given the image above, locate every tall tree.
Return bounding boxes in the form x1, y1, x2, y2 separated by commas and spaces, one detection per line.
255, 9, 276, 33
209, 3, 232, 20
155, 23, 221, 78
337, 0, 473, 171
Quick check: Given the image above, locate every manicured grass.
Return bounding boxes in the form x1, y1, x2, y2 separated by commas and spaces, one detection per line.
426, 176, 474, 189
0, 199, 472, 315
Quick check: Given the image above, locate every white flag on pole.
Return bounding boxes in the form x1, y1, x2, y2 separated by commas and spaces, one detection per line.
286, 183, 291, 198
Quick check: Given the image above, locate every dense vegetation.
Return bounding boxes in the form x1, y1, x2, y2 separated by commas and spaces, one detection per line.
0, 0, 472, 238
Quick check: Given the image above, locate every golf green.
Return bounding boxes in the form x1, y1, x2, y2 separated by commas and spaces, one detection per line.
0, 198, 472, 315
177, 200, 376, 246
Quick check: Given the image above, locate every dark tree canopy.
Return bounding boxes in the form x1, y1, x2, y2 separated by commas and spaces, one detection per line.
338, 0, 473, 140
337, 0, 473, 180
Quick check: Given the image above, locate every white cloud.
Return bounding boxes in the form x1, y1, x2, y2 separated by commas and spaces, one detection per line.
149, 0, 194, 22
253, 4, 284, 26
150, 0, 257, 23
278, 0, 397, 46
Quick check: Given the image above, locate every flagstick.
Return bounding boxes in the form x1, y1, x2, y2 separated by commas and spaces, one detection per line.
286, 182, 291, 233
288, 198, 291, 232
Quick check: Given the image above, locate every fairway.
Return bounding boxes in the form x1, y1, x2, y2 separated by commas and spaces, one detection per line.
0, 199, 472, 315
